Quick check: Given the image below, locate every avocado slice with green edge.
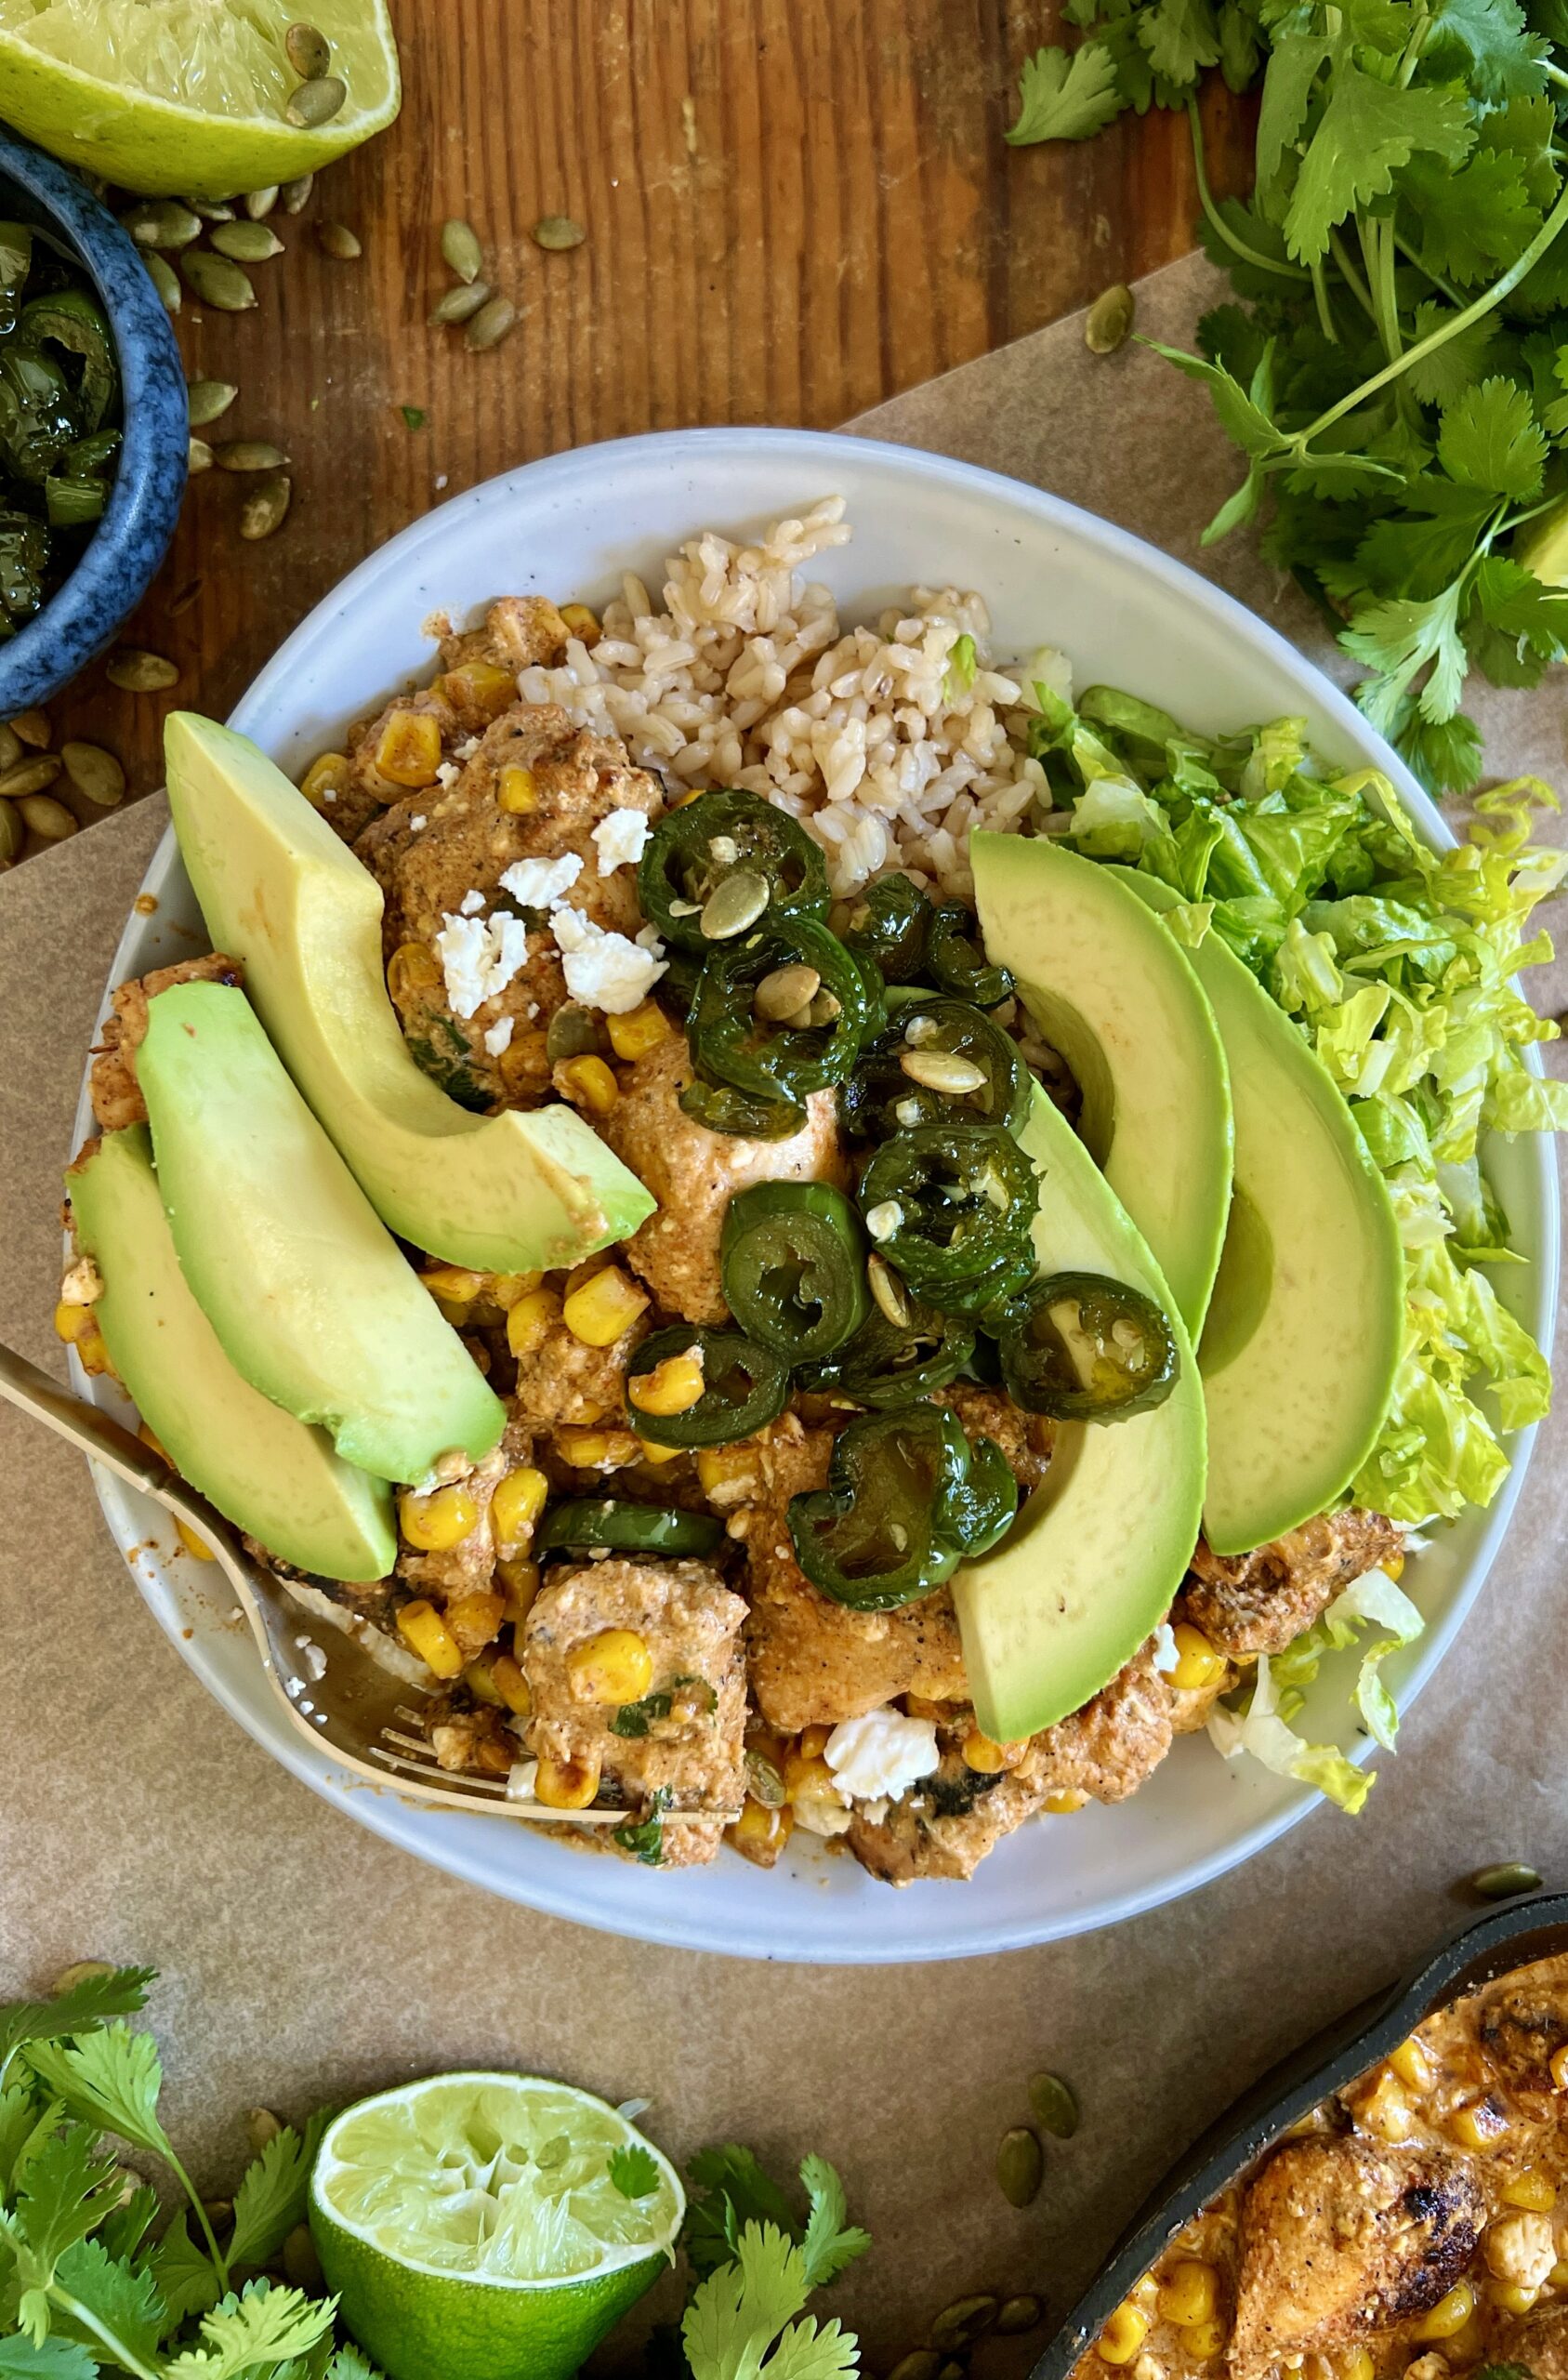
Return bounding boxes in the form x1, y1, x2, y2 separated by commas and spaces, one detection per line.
971, 830, 1232, 1340
68, 1127, 396, 1581
138, 979, 505, 1485
1113, 870, 1403, 1555
163, 711, 656, 1274
952, 1081, 1206, 1746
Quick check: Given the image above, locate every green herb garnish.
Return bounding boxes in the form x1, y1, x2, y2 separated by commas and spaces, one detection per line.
607, 2144, 660, 2200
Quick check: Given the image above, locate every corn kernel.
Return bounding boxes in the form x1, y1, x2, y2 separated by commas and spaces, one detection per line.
1389, 2036, 1433, 2091
138, 1421, 169, 1461
634, 1434, 685, 1465
398, 1484, 479, 1552
488, 1651, 534, 1715
798, 1724, 832, 1761
420, 1264, 487, 1305
299, 750, 350, 809
1502, 2169, 1557, 2211
1044, 1789, 1088, 1815
560, 602, 601, 647
1412, 2281, 1476, 2342
781, 1749, 837, 1804
730, 1799, 794, 1859
468, 1659, 507, 1708
441, 659, 515, 720
497, 763, 538, 813
491, 1466, 548, 1552
374, 708, 442, 788
496, 1554, 541, 1624
507, 1287, 562, 1356
556, 1054, 619, 1115
962, 1729, 1027, 1773
607, 1000, 669, 1061
1186, 2324, 1228, 2364
1337, 2352, 1374, 2380
54, 1298, 96, 1343
1491, 2281, 1541, 2316
556, 1426, 640, 1470
1130, 2278, 1160, 2309
387, 941, 442, 1010
1097, 2305, 1150, 2365
567, 1627, 653, 1704
1382, 1548, 1404, 1580
1358, 2069, 1412, 2144
1550, 2260, 1568, 2290
445, 1588, 506, 1652
629, 1352, 705, 1417
74, 1327, 112, 1377
1451, 2099, 1509, 2152
396, 1598, 465, 1679
176, 1518, 216, 1561
562, 1263, 649, 1348
1158, 2263, 1219, 2328
534, 1752, 600, 1809
1168, 1622, 1228, 1693
1551, 2044, 1568, 2091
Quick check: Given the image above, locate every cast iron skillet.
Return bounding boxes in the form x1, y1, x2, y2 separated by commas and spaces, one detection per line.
1032, 1890, 1568, 2380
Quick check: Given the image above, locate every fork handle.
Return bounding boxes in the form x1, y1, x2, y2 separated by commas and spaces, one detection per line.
0, 1337, 173, 1500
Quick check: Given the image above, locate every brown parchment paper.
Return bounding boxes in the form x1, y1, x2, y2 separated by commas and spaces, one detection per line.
4, 253, 1567, 2374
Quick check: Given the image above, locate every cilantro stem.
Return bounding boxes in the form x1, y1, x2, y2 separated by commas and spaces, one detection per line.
1543, 56, 1568, 88
1185, 99, 1311, 283
52, 2284, 163, 2380
166, 2141, 231, 2290
1391, 227, 1458, 306
1311, 256, 1337, 341
1327, 227, 1377, 321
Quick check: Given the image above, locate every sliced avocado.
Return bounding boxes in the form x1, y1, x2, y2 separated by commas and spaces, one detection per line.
69, 1128, 396, 1581
164, 712, 655, 1274
138, 979, 505, 1484
971, 831, 1232, 1338
1116, 871, 1403, 1555
951, 1083, 1206, 1745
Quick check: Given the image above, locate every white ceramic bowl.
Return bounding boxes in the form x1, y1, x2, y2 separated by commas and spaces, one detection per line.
73, 429, 1559, 1963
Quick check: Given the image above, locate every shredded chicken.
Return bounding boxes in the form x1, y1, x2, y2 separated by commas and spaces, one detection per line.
89, 953, 243, 1131
1181, 1509, 1402, 1657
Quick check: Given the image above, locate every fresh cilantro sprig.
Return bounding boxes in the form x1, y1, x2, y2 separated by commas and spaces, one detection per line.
1008, 0, 1568, 792
679, 2151, 869, 2380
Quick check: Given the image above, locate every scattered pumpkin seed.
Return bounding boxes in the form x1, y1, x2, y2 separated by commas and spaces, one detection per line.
995, 2295, 1044, 2334
187, 377, 239, 427
287, 73, 347, 127
0, 798, 19, 864
212, 219, 284, 262
441, 217, 483, 283
400, 404, 428, 430
54, 1959, 118, 1993
0, 723, 20, 773
316, 219, 362, 261
284, 20, 331, 78
245, 185, 280, 220
744, 1749, 787, 1807
936, 2364, 964, 2380
1471, 1861, 1543, 1899
1085, 282, 1135, 356
240, 473, 293, 540
245, 2108, 283, 2154
120, 198, 202, 250
188, 437, 213, 473
214, 439, 290, 472
9, 708, 48, 747
754, 962, 821, 1021
546, 1004, 601, 1064
144, 252, 181, 313
167, 577, 204, 618
1029, 2070, 1080, 2138
887, 2358, 942, 2380
807, 988, 842, 1026
19, 792, 75, 840
61, 742, 125, 809
281, 2222, 323, 2291
107, 650, 179, 694
180, 250, 257, 311
184, 198, 235, 222
281, 173, 315, 214
899, 1048, 988, 1095
867, 1252, 912, 1329
428, 280, 493, 324
0, 754, 61, 800
464, 294, 517, 351
700, 867, 769, 939
930, 2295, 998, 2353
996, 2125, 1044, 2208
532, 214, 586, 251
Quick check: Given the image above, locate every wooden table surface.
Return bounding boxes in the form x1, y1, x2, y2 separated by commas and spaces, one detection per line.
23, 0, 1251, 855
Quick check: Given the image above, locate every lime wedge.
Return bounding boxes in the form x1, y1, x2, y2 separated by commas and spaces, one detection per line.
0, 0, 401, 201
310, 2073, 684, 2380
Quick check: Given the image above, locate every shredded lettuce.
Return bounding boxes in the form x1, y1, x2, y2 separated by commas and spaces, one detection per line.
1206, 1653, 1375, 1816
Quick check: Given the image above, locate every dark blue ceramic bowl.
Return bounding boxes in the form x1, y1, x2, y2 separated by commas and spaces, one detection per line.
0, 128, 187, 713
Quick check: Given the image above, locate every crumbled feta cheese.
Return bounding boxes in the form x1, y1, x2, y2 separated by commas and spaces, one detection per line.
409, 813, 427, 831
824, 1709, 940, 1804
506, 1758, 540, 1803
1153, 1621, 1179, 1675
499, 851, 583, 909
434, 908, 532, 1019
455, 734, 481, 759
59, 1256, 102, 1307
458, 888, 485, 916
548, 906, 667, 1013
592, 806, 651, 874
293, 1633, 328, 1683
483, 1016, 514, 1056
436, 760, 462, 790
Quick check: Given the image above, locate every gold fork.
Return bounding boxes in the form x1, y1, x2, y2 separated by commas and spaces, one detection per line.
0, 1340, 739, 1831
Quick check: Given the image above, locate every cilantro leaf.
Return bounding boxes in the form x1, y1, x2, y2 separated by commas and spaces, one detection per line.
25, 2030, 172, 2170
1135, 0, 1221, 82
1143, 338, 1284, 456
162, 2281, 336, 2379
1005, 43, 1125, 143
607, 2144, 660, 2201
1285, 69, 1472, 265
681, 2224, 814, 2380
1341, 581, 1469, 725
1399, 707, 1486, 792
1400, 148, 1540, 284
1421, 0, 1548, 99
96, 2189, 158, 2271
226, 2112, 329, 2272
1218, 0, 1263, 88
1256, 30, 1332, 199
1355, 483, 1496, 595
1439, 376, 1548, 496
148, 2217, 224, 2335
0, 2341, 99, 2377
797, 2158, 870, 2291
0, 1975, 155, 2089
1404, 304, 1501, 404
323, 2353, 389, 2380
684, 2146, 797, 2281
7, 2126, 123, 2285
50, 2237, 165, 2371
613, 1788, 673, 1866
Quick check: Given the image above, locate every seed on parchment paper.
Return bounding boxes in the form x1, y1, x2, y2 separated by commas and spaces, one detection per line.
465, 295, 517, 351
144, 252, 181, 313
429, 281, 492, 325
19, 792, 75, 840
1028, 2069, 1080, 2137
0, 799, 20, 863
1470, 1861, 1543, 1899
929, 2296, 998, 2353
886, 2357, 942, 2380
245, 185, 280, 220
1085, 283, 1135, 356
187, 377, 239, 427
189, 436, 213, 473
0, 725, 20, 774
245, 2108, 283, 2154
55, 1959, 118, 1992
280, 173, 315, 214
284, 20, 331, 78
108, 650, 179, 694
996, 2123, 1044, 2207
168, 577, 204, 618
61, 743, 125, 809
212, 219, 284, 263
215, 439, 290, 472
240, 474, 293, 540
0, 754, 62, 800
287, 73, 347, 127
9, 708, 48, 747
317, 219, 362, 261
120, 198, 202, 250
532, 215, 586, 251
441, 218, 483, 283
181, 249, 257, 311
996, 2295, 1045, 2334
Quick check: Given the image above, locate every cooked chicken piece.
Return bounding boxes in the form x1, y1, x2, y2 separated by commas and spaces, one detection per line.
510, 1311, 651, 1431
1182, 1509, 1401, 1658
1019, 1641, 1175, 1804
397, 1423, 530, 1647
438, 595, 571, 686
90, 953, 243, 1131
727, 1418, 969, 1732
601, 1034, 847, 1323
1168, 1663, 1236, 1736
426, 1696, 515, 1777
938, 1383, 1053, 1493
521, 1556, 747, 1868
1478, 1977, 1568, 2099
847, 1755, 1046, 1885
1228, 2136, 1484, 2380
335, 685, 464, 843
1492, 2301, 1568, 2380
1484, 2209, 1557, 2291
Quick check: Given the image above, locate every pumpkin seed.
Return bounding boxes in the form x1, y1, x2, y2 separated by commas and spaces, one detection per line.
240, 474, 293, 541
187, 377, 239, 427
428, 280, 493, 325
887, 2358, 942, 2380
546, 1004, 600, 1064
864, 1199, 903, 1244
180, 250, 257, 311
867, 1252, 912, 1329
168, 577, 204, 618
120, 198, 202, 250
441, 217, 483, 283
700, 867, 769, 940
806, 988, 842, 1026
532, 214, 586, 251
184, 198, 235, 222
188, 437, 214, 474
754, 962, 820, 1021
316, 218, 362, 260
1471, 1861, 1543, 1899
61, 743, 125, 809
937, 2365, 964, 2380
996, 2125, 1044, 2207
282, 2222, 323, 2292
930, 2295, 998, 2353
284, 20, 331, 78
145, 252, 181, 313
54, 1959, 118, 1993
19, 792, 75, 840
0, 723, 21, 773
1029, 2069, 1080, 2137
0, 798, 19, 864
287, 72, 346, 127
995, 2295, 1044, 2334
9, 708, 48, 747
214, 438, 291, 472
0, 754, 62, 799
245, 185, 280, 220
281, 173, 315, 214
1085, 282, 1135, 356
245, 2108, 283, 2154
744, 1748, 787, 1806
464, 295, 517, 351
212, 219, 284, 262
107, 650, 179, 694
900, 1049, 987, 1095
